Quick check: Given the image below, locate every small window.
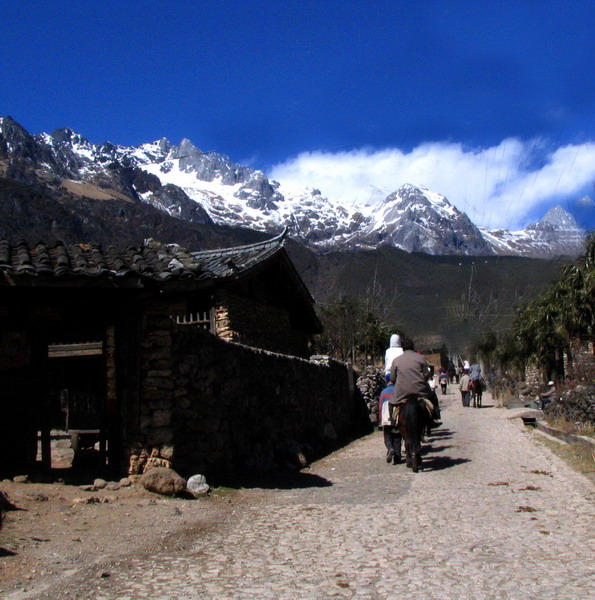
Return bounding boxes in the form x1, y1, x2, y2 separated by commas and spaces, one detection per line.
171, 309, 214, 331
48, 341, 104, 358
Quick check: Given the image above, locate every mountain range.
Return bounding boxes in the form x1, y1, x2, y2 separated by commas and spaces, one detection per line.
0, 116, 586, 258
0, 116, 582, 352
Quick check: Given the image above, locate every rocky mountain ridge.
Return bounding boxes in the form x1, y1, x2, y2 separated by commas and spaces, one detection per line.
0, 116, 586, 258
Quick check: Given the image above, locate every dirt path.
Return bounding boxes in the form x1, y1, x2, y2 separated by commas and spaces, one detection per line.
2, 390, 594, 599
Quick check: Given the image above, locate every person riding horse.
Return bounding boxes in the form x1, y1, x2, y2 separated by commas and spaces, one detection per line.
384, 333, 403, 381
389, 339, 441, 428
378, 381, 402, 464
469, 362, 481, 382
469, 362, 483, 407
389, 339, 441, 470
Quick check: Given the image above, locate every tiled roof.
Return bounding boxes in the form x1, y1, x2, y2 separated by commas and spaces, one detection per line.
191, 228, 288, 278
0, 229, 289, 286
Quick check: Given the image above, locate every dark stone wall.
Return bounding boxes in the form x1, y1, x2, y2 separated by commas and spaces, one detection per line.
214, 289, 311, 357
169, 327, 368, 478
129, 310, 370, 479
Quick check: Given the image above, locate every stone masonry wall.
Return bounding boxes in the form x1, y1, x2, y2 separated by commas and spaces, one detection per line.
129, 306, 369, 479
214, 290, 310, 357
565, 339, 595, 383
127, 298, 176, 475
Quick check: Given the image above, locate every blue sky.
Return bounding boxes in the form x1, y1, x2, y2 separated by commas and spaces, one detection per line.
2, 1, 594, 230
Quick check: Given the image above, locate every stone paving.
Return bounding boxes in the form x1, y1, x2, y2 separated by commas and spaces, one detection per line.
34, 391, 595, 598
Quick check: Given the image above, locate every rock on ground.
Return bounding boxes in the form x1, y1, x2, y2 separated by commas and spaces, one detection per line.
140, 467, 186, 496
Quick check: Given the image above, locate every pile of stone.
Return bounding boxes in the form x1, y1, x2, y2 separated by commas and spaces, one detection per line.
128, 444, 173, 475
544, 384, 595, 425
309, 354, 332, 365
356, 367, 387, 424
139, 467, 210, 498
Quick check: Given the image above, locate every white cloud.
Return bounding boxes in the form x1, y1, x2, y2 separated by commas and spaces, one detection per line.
269, 139, 595, 230
577, 195, 594, 207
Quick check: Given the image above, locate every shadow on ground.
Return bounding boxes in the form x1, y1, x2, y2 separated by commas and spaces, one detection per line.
421, 455, 471, 471
416, 428, 471, 471
426, 428, 454, 441
423, 444, 455, 454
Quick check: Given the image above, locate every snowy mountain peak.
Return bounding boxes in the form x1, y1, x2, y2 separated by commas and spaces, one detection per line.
540, 205, 579, 228
480, 206, 585, 258
49, 127, 88, 145
176, 137, 199, 155
362, 184, 492, 255
0, 117, 587, 258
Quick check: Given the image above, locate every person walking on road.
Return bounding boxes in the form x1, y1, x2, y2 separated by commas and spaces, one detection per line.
459, 368, 471, 407
439, 368, 449, 394
378, 382, 401, 464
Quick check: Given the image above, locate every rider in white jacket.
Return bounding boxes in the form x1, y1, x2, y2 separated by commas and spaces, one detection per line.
384, 334, 403, 380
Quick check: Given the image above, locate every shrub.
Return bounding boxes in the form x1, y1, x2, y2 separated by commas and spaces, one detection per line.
544, 384, 595, 427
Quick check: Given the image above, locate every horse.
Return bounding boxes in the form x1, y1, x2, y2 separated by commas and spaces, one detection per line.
470, 378, 483, 407
399, 396, 431, 472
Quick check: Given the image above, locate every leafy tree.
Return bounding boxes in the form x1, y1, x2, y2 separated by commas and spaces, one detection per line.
491, 234, 594, 381
315, 295, 361, 363
313, 294, 404, 367
476, 330, 498, 372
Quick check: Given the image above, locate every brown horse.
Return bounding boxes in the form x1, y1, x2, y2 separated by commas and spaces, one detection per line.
399, 396, 430, 472
470, 379, 484, 407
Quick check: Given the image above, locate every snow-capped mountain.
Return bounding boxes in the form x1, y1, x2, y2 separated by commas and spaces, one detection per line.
361, 184, 493, 255
0, 116, 587, 257
480, 206, 587, 258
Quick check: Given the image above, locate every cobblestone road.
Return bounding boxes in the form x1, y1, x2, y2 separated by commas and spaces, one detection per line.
33, 392, 595, 599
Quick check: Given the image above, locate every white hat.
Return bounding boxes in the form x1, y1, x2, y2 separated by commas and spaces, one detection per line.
547, 380, 554, 386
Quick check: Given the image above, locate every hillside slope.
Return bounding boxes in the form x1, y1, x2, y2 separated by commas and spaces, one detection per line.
287, 244, 571, 354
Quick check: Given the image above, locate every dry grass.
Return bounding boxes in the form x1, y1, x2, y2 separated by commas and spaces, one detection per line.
61, 179, 133, 202
545, 416, 595, 438
534, 434, 595, 485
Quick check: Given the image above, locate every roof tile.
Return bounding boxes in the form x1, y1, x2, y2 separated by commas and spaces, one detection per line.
0, 229, 288, 286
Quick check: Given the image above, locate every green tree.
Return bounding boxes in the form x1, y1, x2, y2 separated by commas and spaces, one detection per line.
493, 234, 594, 381
314, 294, 403, 366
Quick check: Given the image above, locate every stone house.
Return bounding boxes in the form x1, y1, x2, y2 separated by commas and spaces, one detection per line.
0, 230, 363, 481
421, 345, 448, 375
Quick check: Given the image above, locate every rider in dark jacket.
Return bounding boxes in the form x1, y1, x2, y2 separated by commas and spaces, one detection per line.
389, 339, 441, 427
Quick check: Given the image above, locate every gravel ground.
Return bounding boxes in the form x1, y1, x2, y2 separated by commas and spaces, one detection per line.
0, 472, 247, 598
1, 389, 594, 599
